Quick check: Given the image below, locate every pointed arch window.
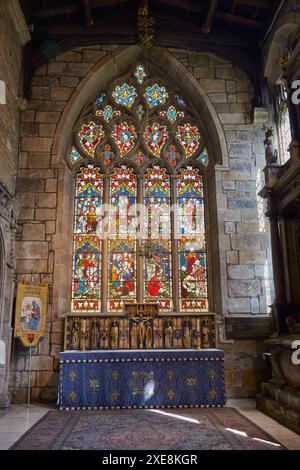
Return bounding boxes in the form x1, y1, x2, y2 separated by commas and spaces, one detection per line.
70, 64, 209, 314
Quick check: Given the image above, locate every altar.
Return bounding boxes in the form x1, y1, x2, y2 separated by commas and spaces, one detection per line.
59, 349, 225, 410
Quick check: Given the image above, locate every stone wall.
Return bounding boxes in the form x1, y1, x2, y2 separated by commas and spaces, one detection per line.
10, 45, 274, 401
0, 1, 29, 407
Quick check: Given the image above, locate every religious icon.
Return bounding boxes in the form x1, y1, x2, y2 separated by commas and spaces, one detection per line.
164, 321, 173, 348
14, 282, 48, 348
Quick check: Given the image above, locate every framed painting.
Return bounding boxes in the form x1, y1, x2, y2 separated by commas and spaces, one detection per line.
14, 282, 48, 348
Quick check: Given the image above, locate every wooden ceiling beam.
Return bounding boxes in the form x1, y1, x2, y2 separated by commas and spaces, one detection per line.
154, 0, 205, 15
32, 0, 128, 19
232, 0, 270, 9
81, 0, 94, 27
202, 0, 218, 34
215, 10, 263, 28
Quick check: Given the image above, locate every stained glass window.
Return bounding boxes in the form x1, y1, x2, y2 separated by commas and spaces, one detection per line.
71, 64, 209, 315
177, 167, 208, 312
143, 166, 172, 311
72, 166, 103, 312
108, 166, 137, 311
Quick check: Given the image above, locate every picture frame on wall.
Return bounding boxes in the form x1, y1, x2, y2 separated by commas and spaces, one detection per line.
14, 282, 48, 348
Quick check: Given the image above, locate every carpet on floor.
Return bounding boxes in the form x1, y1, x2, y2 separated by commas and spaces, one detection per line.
10, 407, 284, 450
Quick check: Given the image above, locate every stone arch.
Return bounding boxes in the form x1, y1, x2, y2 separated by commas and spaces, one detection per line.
0, 227, 5, 336
51, 45, 231, 317
264, 12, 300, 84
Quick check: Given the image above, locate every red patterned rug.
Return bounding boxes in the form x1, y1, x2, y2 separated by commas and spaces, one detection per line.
11, 407, 284, 450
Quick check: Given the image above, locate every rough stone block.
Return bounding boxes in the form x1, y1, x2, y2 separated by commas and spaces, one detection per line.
226, 250, 239, 264
45, 178, 57, 192
18, 152, 28, 169
231, 234, 261, 250
21, 110, 35, 123
31, 86, 50, 100
21, 122, 39, 137
219, 113, 246, 125
224, 222, 236, 234
228, 265, 254, 279
22, 137, 52, 152
59, 51, 82, 62
39, 123, 56, 137
237, 223, 260, 234
17, 258, 48, 274
67, 63, 93, 77
27, 153, 51, 169
60, 76, 80, 87
222, 181, 236, 190
250, 298, 260, 313
227, 142, 251, 157
239, 251, 267, 265
22, 223, 45, 241
228, 298, 251, 313
82, 49, 107, 63
226, 81, 236, 93
199, 79, 226, 93
38, 193, 57, 208
51, 86, 73, 101
45, 220, 56, 234
215, 68, 234, 80
35, 111, 60, 123
48, 62, 68, 76
35, 208, 57, 221
227, 198, 257, 209
228, 280, 261, 297
16, 241, 49, 260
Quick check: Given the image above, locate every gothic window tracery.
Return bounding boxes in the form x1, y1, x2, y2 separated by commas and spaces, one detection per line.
69, 64, 209, 313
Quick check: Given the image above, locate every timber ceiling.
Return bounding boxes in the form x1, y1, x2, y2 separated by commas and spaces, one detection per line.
19, 0, 282, 98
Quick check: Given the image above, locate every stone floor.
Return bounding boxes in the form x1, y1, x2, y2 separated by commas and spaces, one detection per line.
0, 399, 299, 450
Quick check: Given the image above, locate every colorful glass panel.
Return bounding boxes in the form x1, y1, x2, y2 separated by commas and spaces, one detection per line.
143, 167, 172, 311
144, 84, 168, 109
144, 122, 168, 157
79, 121, 104, 158
176, 123, 202, 158
108, 239, 136, 311
136, 104, 145, 121
112, 83, 137, 108
174, 94, 187, 107
177, 168, 208, 312
96, 105, 121, 122
95, 92, 106, 105
159, 106, 184, 124
112, 122, 137, 156
166, 145, 180, 167
100, 144, 114, 166
70, 146, 83, 165
108, 167, 137, 311
198, 147, 209, 167
134, 65, 146, 85
72, 166, 103, 312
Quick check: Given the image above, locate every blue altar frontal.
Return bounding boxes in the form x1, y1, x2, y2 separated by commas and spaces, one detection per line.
59, 349, 225, 410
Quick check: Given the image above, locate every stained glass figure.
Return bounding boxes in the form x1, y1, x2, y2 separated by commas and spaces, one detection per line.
112, 83, 137, 108
108, 239, 136, 311
177, 167, 208, 312
70, 146, 83, 165
108, 166, 137, 311
96, 105, 121, 122
144, 122, 168, 157
144, 84, 168, 109
143, 167, 172, 310
79, 121, 105, 158
176, 123, 202, 158
134, 65, 146, 85
112, 122, 137, 156
136, 104, 145, 121
72, 166, 103, 312
100, 144, 114, 166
